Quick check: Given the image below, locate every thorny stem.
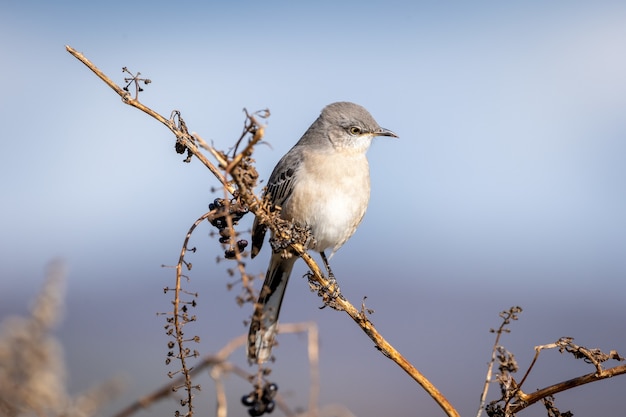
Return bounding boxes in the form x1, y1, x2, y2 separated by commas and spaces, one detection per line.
66, 44, 459, 417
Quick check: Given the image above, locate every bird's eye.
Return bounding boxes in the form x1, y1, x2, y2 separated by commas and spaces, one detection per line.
349, 126, 362, 135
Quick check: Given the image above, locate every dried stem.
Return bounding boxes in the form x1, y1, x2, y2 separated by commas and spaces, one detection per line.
169, 211, 219, 413
508, 339, 626, 413
476, 307, 522, 417
210, 366, 227, 417
277, 322, 320, 417
511, 364, 626, 413
65, 45, 231, 194
294, 250, 459, 416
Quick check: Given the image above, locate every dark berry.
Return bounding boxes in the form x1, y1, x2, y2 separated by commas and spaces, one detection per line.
175, 142, 186, 154
263, 383, 278, 400
237, 239, 248, 251
241, 393, 256, 407
211, 218, 225, 228
248, 402, 265, 417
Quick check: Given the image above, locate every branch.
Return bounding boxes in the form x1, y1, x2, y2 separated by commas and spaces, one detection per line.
511, 364, 626, 413
66, 45, 459, 417
65, 45, 231, 194
296, 248, 458, 417
484, 334, 626, 416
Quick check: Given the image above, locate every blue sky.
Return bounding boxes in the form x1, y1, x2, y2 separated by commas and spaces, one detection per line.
1, 1, 626, 416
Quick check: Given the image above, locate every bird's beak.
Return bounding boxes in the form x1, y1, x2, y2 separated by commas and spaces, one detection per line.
375, 127, 398, 138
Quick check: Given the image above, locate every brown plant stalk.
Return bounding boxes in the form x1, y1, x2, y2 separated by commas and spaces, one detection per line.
511, 364, 626, 413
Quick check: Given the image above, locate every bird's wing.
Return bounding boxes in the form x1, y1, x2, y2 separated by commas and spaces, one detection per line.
250, 149, 302, 258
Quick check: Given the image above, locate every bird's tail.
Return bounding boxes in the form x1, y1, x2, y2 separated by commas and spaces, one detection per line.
247, 253, 297, 363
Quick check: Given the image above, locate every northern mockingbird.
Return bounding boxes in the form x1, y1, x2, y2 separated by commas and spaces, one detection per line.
248, 102, 397, 363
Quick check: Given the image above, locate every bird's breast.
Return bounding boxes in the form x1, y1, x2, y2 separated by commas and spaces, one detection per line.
282, 149, 371, 254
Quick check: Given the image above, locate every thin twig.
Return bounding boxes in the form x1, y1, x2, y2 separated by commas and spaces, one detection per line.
476, 307, 522, 417
65, 45, 232, 195
210, 366, 227, 417
170, 211, 219, 414
514, 344, 543, 395
476, 328, 505, 417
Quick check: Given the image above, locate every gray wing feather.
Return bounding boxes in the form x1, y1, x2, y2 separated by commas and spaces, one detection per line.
250, 148, 302, 258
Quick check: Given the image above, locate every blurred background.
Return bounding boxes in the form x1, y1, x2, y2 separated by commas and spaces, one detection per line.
1, 1, 625, 416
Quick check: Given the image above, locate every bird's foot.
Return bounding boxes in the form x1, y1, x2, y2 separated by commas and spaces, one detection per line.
319, 273, 345, 310
305, 271, 345, 311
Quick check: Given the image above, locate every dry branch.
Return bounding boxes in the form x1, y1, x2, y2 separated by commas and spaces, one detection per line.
484, 330, 626, 416
512, 364, 626, 413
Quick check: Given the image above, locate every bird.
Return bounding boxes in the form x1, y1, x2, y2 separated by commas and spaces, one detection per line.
247, 101, 397, 363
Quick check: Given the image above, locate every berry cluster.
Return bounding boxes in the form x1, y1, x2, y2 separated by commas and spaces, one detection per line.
241, 382, 278, 416
208, 198, 249, 259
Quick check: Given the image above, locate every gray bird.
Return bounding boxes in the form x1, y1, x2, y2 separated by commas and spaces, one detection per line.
248, 102, 397, 363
